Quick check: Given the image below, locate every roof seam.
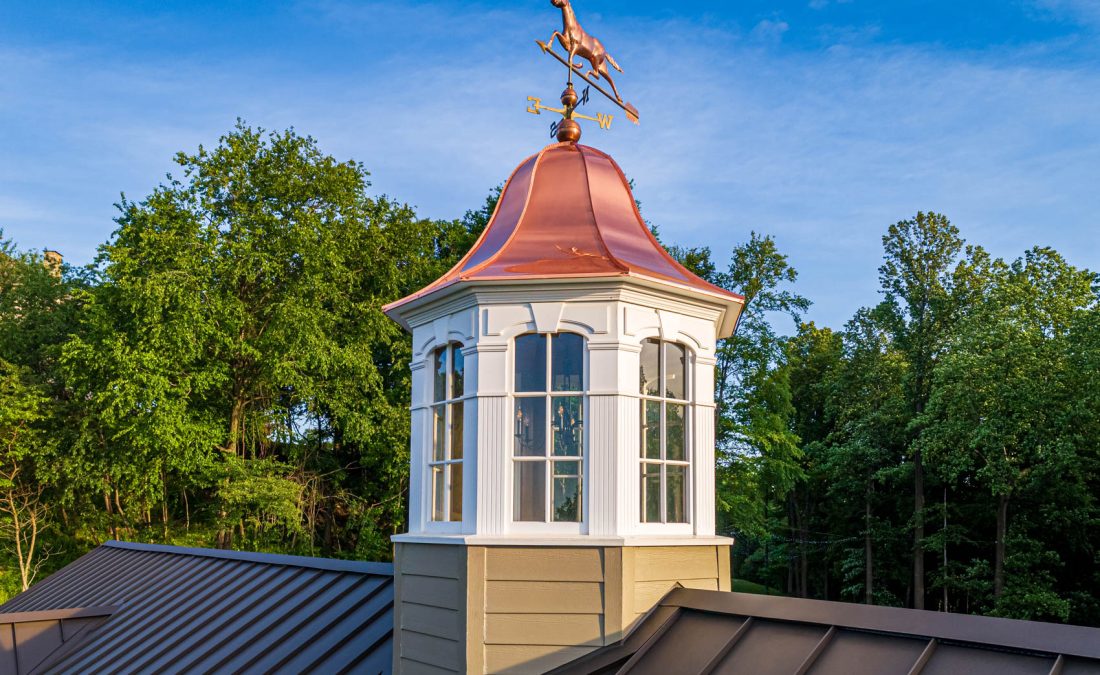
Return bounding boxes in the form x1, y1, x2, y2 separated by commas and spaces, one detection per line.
578, 145, 630, 275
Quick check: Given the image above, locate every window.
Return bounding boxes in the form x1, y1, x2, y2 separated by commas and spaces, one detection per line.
430, 343, 465, 522
639, 339, 690, 524
513, 333, 584, 523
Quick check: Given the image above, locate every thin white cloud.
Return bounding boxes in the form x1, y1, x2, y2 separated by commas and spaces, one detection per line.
1, 2, 1098, 329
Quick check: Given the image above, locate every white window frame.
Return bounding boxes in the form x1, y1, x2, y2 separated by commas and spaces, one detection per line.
427, 342, 467, 529
510, 332, 588, 534
639, 338, 693, 531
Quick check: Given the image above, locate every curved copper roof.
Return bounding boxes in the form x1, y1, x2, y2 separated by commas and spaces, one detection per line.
385, 142, 743, 316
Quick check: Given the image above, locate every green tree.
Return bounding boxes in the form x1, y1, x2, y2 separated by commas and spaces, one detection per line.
878, 211, 964, 609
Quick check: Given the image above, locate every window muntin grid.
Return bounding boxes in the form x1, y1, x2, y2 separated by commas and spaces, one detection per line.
513, 333, 585, 523
430, 343, 465, 522
640, 339, 691, 524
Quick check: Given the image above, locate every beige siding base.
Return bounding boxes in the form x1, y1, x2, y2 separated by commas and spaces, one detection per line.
394, 542, 731, 674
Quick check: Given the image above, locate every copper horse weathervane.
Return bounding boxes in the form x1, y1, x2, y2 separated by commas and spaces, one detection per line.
527, 0, 640, 143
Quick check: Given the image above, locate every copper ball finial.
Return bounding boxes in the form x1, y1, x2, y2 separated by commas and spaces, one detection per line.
556, 118, 581, 143
560, 84, 578, 109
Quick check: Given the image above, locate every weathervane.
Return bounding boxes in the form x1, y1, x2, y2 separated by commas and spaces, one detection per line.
528, 0, 640, 144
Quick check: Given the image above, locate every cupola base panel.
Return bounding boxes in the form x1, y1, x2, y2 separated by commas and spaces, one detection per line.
393, 541, 731, 674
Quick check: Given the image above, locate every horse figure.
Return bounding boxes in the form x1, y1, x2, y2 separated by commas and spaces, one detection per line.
545, 0, 626, 104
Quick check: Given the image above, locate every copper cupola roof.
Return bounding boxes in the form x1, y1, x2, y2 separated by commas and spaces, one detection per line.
384, 142, 744, 333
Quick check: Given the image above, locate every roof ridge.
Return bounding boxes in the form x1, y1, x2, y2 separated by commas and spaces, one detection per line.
102, 541, 394, 576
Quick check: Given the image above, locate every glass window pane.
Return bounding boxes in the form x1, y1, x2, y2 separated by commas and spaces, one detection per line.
433, 348, 447, 402
667, 464, 688, 523
433, 405, 446, 462
664, 343, 687, 400
666, 404, 686, 461
552, 396, 583, 456
513, 461, 546, 521
642, 400, 661, 459
640, 339, 660, 396
514, 398, 546, 456
432, 466, 445, 521
554, 460, 581, 476
449, 463, 463, 522
450, 402, 464, 460
553, 476, 581, 522
642, 464, 661, 523
552, 333, 584, 391
451, 344, 465, 399
515, 334, 547, 392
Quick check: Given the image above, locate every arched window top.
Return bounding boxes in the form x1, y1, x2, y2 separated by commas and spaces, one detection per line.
514, 332, 584, 394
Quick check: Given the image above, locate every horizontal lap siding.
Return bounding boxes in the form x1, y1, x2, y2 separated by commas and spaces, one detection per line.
630, 546, 722, 623
397, 544, 465, 673
480, 547, 608, 674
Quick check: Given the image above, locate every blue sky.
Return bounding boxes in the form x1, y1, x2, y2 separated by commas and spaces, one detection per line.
1, 1, 1098, 330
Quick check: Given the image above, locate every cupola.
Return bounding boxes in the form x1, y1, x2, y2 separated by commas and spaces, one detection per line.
386, 141, 743, 674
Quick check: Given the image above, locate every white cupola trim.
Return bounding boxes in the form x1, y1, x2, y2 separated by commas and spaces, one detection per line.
392, 279, 734, 547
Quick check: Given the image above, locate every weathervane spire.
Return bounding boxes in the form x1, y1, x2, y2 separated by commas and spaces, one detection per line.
527, 0, 640, 144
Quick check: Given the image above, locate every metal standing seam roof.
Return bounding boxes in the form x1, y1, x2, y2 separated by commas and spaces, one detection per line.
551, 588, 1100, 675
0, 541, 394, 674
382, 142, 744, 324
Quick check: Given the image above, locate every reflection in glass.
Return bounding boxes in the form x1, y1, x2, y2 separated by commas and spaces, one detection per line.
643, 401, 661, 459
515, 334, 547, 392
642, 464, 661, 523
450, 402, 464, 460
450, 344, 464, 399
664, 342, 686, 400
432, 466, 445, 522
433, 348, 447, 402
514, 462, 546, 521
553, 460, 582, 522
666, 404, 686, 461
667, 464, 687, 523
640, 339, 660, 396
433, 406, 446, 462
514, 398, 546, 456
552, 333, 584, 391
449, 463, 463, 522
552, 396, 583, 456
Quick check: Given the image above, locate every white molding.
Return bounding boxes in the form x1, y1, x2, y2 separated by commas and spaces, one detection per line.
401, 281, 725, 543
392, 533, 734, 547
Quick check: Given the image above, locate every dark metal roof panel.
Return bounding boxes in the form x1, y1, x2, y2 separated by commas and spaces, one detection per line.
553, 589, 1100, 675
0, 541, 394, 674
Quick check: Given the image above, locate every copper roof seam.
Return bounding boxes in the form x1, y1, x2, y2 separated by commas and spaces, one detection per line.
793, 625, 837, 675
108, 562, 303, 672
267, 575, 394, 673
589, 146, 743, 300
455, 149, 542, 277
577, 146, 629, 274
386, 147, 543, 312
460, 144, 551, 281
615, 607, 683, 673
905, 638, 938, 675
156, 566, 320, 674
55, 556, 248, 671
176, 568, 335, 675
698, 616, 755, 675
218, 574, 372, 675
196, 571, 356, 675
